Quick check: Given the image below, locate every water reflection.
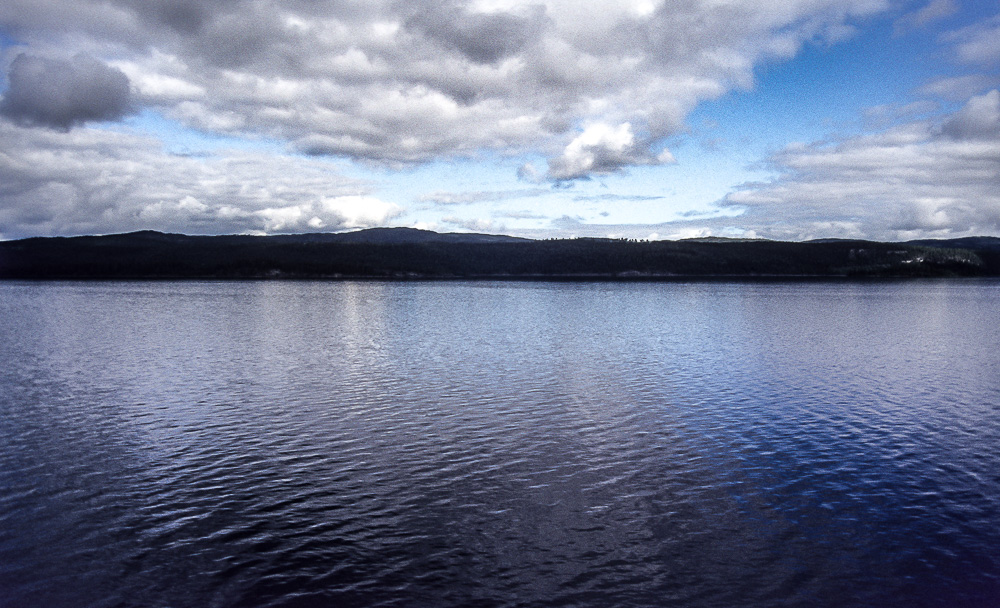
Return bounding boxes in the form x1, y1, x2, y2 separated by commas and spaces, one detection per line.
1, 280, 999, 607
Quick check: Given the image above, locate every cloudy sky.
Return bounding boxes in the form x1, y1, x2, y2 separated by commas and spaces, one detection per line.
1, 0, 998, 241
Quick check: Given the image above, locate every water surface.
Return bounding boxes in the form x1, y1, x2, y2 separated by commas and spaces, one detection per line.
1, 280, 999, 607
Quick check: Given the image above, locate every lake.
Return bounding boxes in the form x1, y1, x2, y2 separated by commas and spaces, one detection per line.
1, 280, 999, 607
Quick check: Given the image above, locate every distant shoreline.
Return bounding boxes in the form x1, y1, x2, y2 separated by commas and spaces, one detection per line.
3, 228, 999, 280
5, 274, 996, 283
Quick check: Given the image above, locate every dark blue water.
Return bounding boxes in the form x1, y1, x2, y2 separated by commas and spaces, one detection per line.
1, 280, 999, 607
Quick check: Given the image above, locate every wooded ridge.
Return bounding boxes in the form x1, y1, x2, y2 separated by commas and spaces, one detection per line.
2, 228, 999, 279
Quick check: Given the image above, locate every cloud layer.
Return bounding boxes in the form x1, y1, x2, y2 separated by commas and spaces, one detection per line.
2, 0, 890, 176
720, 90, 1000, 240
0, 121, 398, 239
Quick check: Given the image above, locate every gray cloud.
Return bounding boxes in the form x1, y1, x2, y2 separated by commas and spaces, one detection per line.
940, 89, 1000, 140
407, 3, 547, 65
0, 54, 134, 130
119, 0, 216, 35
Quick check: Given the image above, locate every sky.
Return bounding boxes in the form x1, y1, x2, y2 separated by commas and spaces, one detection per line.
1, 0, 999, 241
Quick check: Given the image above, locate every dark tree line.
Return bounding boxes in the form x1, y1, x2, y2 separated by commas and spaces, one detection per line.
1, 229, 997, 279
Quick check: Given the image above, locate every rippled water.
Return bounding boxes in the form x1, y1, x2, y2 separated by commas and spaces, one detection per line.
2, 280, 999, 607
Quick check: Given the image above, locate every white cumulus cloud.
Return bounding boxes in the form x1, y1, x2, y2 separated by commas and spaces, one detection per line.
547, 122, 674, 180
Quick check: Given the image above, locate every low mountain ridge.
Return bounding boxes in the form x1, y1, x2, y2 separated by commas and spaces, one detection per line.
1, 229, 997, 279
